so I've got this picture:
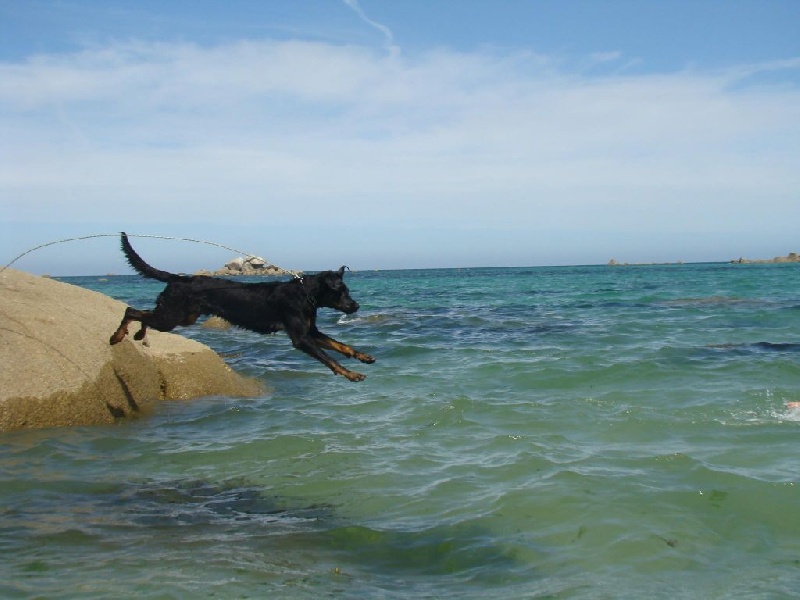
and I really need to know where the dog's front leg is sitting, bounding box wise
[290,334,367,382]
[311,330,375,364]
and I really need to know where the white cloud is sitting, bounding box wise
[1,39,799,270]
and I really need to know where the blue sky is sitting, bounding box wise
[2,1,799,275]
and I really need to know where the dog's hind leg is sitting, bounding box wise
[133,323,151,346]
[110,307,152,345]
[311,330,375,364]
[109,306,197,345]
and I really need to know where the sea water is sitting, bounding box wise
[2,263,800,598]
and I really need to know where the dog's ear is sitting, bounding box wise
[337,266,347,277]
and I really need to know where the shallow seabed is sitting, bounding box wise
[2,264,800,598]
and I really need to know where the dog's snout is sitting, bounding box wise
[338,295,359,314]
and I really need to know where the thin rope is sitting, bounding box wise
[1,233,302,278]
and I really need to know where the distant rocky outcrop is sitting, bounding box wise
[608,258,684,266]
[732,252,800,264]
[0,268,262,432]
[194,255,297,277]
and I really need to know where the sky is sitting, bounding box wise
[1,0,799,275]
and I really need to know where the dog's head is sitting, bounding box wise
[315,266,359,314]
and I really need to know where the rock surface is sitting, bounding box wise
[0,268,262,432]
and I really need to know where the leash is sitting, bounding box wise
[1,233,303,278]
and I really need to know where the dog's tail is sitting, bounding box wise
[120,232,178,282]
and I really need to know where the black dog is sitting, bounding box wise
[109,233,374,381]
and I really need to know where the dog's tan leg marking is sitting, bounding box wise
[314,335,376,364]
[109,319,132,345]
[337,366,367,382]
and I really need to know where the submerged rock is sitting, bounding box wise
[0,268,262,432]
[201,316,232,330]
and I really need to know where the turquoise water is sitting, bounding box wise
[2,264,800,598]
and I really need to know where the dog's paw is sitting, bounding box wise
[109,328,127,345]
[343,370,367,382]
[356,353,376,364]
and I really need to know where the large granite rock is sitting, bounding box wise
[0,268,262,432]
